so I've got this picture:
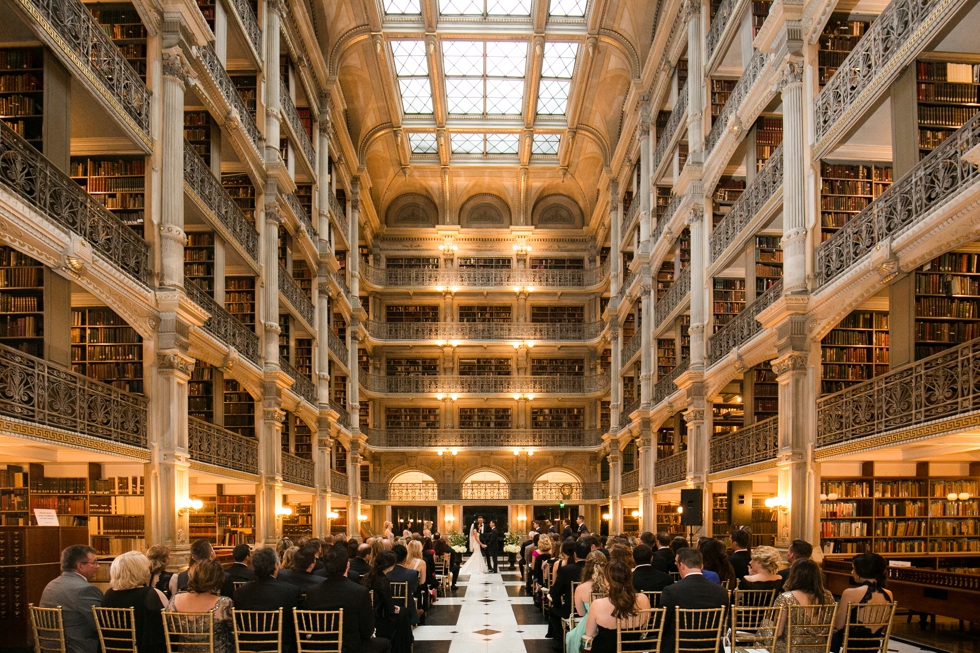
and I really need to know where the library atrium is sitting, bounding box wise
[0,0,979,649]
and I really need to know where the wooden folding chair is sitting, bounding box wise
[162,610,215,653]
[732,588,777,608]
[729,604,784,653]
[674,607,726,653]
[293,609,343,653]
[390,580,411,619]
[840,602,897,653]
[539,561,552,615]
[93,606,137,653]
[29,605,66,653]
[785,603,838,653]
[640,591,662,608]
[232,608,282,653]
[619,607,666,652]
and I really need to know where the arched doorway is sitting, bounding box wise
[389,471,437,534]
[533,470,583,531]
[462,470,510,533]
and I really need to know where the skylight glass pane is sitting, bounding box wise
[486,133,519,154]
[399,78,434,113]
[541,42,578,78]
[446,77,484,114]
[537,79,570,114]
[533,133,561,154]
[384,0,421,13]
[549,0,587,16]
[409,133,438,154]
[486,41,528,77]
[451,133,484,154]
[391,40,429,77]
[486,78,524,114]
[440,0,482,13]
[488,0,532,14]
[443,41,484,76]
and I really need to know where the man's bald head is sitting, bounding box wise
[356,543,372,559]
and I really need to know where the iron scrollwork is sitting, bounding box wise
[706,0,745,63]
[329,191,349,239]
[227,0,262,57]
[654,266,691,321]
[279,264,316,327]
[185,281,261,365]
[621,330,641,366]
[705,52,769,156]
[331,470,349,495]
[198,44,262,153]
[282,452,315,487]
[652,194,680,247]
[707,278,782,365]
[654,359,689,405]
[652,84,688,176]
[281,359,316,405]
[188,417,257,474]
[280,79,317,169]
[709,144,783,263]
[656,451,686,486]
[327,331,349,363]
[621,469,639,494]
[284,191,316,241]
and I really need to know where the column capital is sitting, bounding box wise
[685,207,703,226]
[161,48,192,87]
[780,58,805,92]
[157,351,195,380]
[684,0,700,20]
[265,203,282,226]
[771,352,808,376]
[683,408,705,424]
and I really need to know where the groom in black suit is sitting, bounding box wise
[485,519,500,573]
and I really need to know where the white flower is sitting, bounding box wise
[503,544,520,553]
[452,545,467,553]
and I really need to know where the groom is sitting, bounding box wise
[484,519,500,573]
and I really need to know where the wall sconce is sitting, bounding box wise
[438,236,458,254]
[275,506,293,517]
[512,448,534,456]
[444,514,455,523]
[450,394,459,402]
[764,497,789,513]
[178,498,204,515]
[327,511,340,519]
[512,285,534,294]
[631,510,640,518]
[513,237,531,256]
[513,341,535,350]
[358,514,369,521]
[450,449,459,456]
[676,506,684,514]
[513,393,535,402]
[517,515,527,522]
[436,448,459,456]
[947,492,972,501]
[602,513,612,520]
[435,394,445,401]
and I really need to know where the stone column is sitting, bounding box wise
[348,181,362,433]
[516,290,529,322]
[640,282,653,407]
[160,48,190,289]
[609,181,621,297]
[348,440,363,538]
[314,431,331,537]
[686,0,705,158]
[264,0,281,163]
[780,60,807,294]
[443,290,454,322]
[637,432,654,532]
[772,343,815,547]
[683,398,707,493]
[608,448,623,534]
[609,319,621,430]
[317,103,332,252]
[638,99,652,245]
[316,281,331,405]
[688,208,706,368]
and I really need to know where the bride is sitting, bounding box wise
[458,519,487,575]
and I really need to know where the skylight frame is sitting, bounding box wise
[391,40,435,115]
[449,132,521,156]
[439,0,531,15]
[548,0,588,17]
[535,41,578,116]
[443,39,529,117]
[409,132,439,154]
[383,0,422,15]
[532,132,561,155]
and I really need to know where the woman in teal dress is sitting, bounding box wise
[565,551,609,652]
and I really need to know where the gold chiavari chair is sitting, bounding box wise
[232,608,282,653]
[93,606,137,653]
[561,581,584,646]
[539,561,553,616]
[29,605,66,653]
[619,607,666,653]
[785,603,838,653]
[232,581,248,593]
[162,610,215,653]
[729,604,784,653]
[390,581,410,614]
[640,591,662,609]
[293,609,343,653]
[840,602,897,653]
[674,607,726,653]
[732,588,777,608]
[434,559,451,597]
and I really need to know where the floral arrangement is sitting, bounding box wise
[503,531,522,554]
[447,530,468,554]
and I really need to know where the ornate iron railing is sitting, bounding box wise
[282,452,315,487]
[328,331,349,362]
[816,112,980,288]
[280,79,316,168]
[823,559,980,592]
[185,281,261,365]
[0,343,147,447]
[366,321,604,342]
[653,194,681,246]
[359,374,610,395]
[330,470,349,496]
[621,197,640,240]
[621,468,640,494]
[19,0,150,138]
[329,398,350,430]
[706,0,746,64]
[281,359,316,405]
[0,121,150,283]
[364,427,605,448]
[706,51,769,155]
[621,330,641,366]
[622,268,637,295]
[329,191,349,239]
[533,482,599,501]
[709,144,783,263]
[198,44,261,152]
[226,0,262,56]
[655,266,691,320]
[362,259,610,289]
[652,84,688,174]
[710,416,778,473]
[188,417,257,474]
[814,0,964,149]
[363,483,439,501]
[362,482,605,502]
[656,451,686,486]
[654,359,689,405]
[622,395,640,418]
[817,335,980,448]
[333,271,350,297]
[707,278,783,365]
[184,142,259,262]
[284,192,315,241]
[279,264,315,326]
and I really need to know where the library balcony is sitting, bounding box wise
[621,268,637,298]
[655,450,687,488]
[282,452,315,488]
[225,0,262,65]
[651,194,681,254]
[707,278,782,367]
[328,398,350,431]
[705,0,743,72]
[188,417,259,477]
[281,359,316,406]
[327,330,349,366]
[363,320,605,343]
[654,265,691,331]
[653,358,689,406]
[363,427,605,449]
[622,395,640,420]
[332,271,351,299]
[709,415,778,476]
[329,190,349,245]
[621,468,639,494]
[0,342,148,454]
[652,83,687,183]
[620,197,640,247]
[361,481,607,503]
[358,373,611,396]
[360,259,610,291]
[330,469,349,496]
[282,191,317,260]
[280,79,316,175]
[279,263,315,330]
[186,281,262,367]
[621,329,641,367]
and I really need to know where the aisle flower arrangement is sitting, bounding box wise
[503,531,522,554]
[447,530,467,553]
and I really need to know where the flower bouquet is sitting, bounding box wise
[503,531,522,554]
[447,529,467,554]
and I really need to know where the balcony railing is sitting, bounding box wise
[816,112,980,288]
[655,266,690,320]
[706,52,769,156]
[817,335,980,449]
[186,281,261,366]
[184,142,259,262]
[621,468,640,494]
[365,321,604,342]
[813,0,965,151]
[18,0,150,139]
[621,330,641,366]
[282,452,315,487]
[281,359,316,405]
[226,0,262,57]
[329,191,349,238]
[621,198,640,240]
[709,416,778,473]
[188,417,257,474]
[198,44,261,153]
[362,259,610,289]
[359,373,610,395]
[706,0,745,64]
[364,427,605,448]
[654,359,689,405]
[328,331,349,363]
[362,481,606,502]
[284,192,315,241]
[707,278,782,366]
[709,144,783,264]
[622,395,640,418]
[330,470,349,496]
[656,451,686,486]
[329,398,350,430]
[0,343,147,448]
[333,271,350,297]
[653,194,681,246]
[0,122,150,284]
[652,84,688,175]
[622,268,636,294]
[279,264,315,326]
[280,80,316,169]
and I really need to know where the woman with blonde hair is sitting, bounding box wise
[739,545,785,591]
[531,535,553,587]
[280,545,299,570]
[573,550,609,617]
[404,539,428,585]
[145,544,172,599]
[102,551,167,653]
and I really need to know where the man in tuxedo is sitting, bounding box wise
[575,515,589,537]
[546,538,590,649]
[654,532,677,573]
[631,544,674,593]
[387,544,421,626]
[234,548,300,653]
[276,546,325,604]
[729,528,752,581]
[221,543,255,597]
[561,519,574,540]
[306,544,391,653]
[778,539,812,583]
[348,543,373,583]
[660,548,730,653]
[485,519,500,572]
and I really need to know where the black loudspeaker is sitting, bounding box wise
[680,488,703,526]
[727,480,753,527]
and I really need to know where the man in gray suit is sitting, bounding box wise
[40,545,103,653]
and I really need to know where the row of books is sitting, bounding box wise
[821,180,878,195]
[71,346,141,362]
[81,177,144,192]
[72,310,130,326]
[820,501,861,518]
[0,469,29,487]
[930,520,979,535]
[91,476,144,494]
[0,49,42,69]
[916,297,980,318]
[821,196,873,211]
[0,316,41,337]
[823,330,884,345]
[0,494,28,510]
[89,515,145,534]
[92,536,146,556]
[30,496,87,513]
[92,193,144,210]
[916,81,980,103]
[821,348,887,363]
[917,61,980,84]
[78,362,142,380]
[0,74,41,92]
[922,252,980,273]
[71,328,141,343]
[821,521,868,537]
[71,158,145,177]
[822,163,892,181]
[0,95,39,116]
[874,520,926,537]
[919,130,952,150]
[916,273,980,295]
[32,477,88,493]
[915,321,980,343]
[930,500,980,517]
[876,501,926,517]
[918,104,979,127]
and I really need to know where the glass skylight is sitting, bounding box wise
[536,42,577,115]
[384,0,422,14]
[440,0,532,14]
[532,133,561,155]
[391,41,434,114]
[549,0,587,17]
[450,133,520,155]
[486,133,520,153]
[451,133,485,154]
[443,40,528,115]
[409,133,438,154]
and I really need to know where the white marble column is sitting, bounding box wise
[686,0,705,158]
[608,448,623,534]
[348,443,363,538]
[638,100,652,245]
[609,181,620,297]
[637,432,654,532]
[781,60,807,294]
[772,346,815,547]
[160,49,189,289]
[688,208,706,368]
[610,321,622,430]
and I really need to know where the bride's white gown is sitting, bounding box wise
[458,526,487,575]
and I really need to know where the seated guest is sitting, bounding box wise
[387,544,421,626]
[739,545,785,592]
[146,545,173,600]
[276,538,293,559]
[276,546,325,603]
[653,532,676,573]
[551,539,576,590]
[348,543,373,583]
[608,544,633,570]
[361,550,413,653]
[281,545,298,570]
[102,551,167,653]
[169,538,214,596]
[778,539,813,583]
[631,544,673,593]
[660,548,731,653]
[581,561,651,653]
[831,553,892,653]
[729,528,752,580]
[221,543,255,597]
[166,560,234,653]
[40,545,103,653]
[532,536,553,587]
[546,538,589,647]
[233,547,300,653]
[573,550,608,617]
[763,559,835,653]
[306,545,391,653]
[699,538,736,588]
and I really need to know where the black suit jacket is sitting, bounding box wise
[777,567,790,583]
[729,550,751,581]
[386,565,420,625]
[549,560,584,618]
[655,547,677,574]
[276,568,326,604]
[660,574,730,653]
[347,557,372,584]
[632,565,674,593]
[233,577,300,652]
[486,527,500,553]
[305,577,377,653]
[221,562,256,598]
[562,526,573,540]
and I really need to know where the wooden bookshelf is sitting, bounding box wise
[820,310,889,395]
[623,376,635,406]
[184,110,211,159]
[529,257,583,270]
[712,178,745,227]
[296,184,313,218]
[188,495,217,542]
[754,115,783,172]
[598,348,612,374]
[71,308,143,394]
[222,173,256,223]
[225,276,256,328]
[530,407,584,429]
[386,358,439,375]
[710,78,737,127]
[680,315,691,360]
[458,257,512,269]
[0,464,31,526]
[223,379,255,438]
[188,362,214,423]
[217,494,255,546]
[283,414,312,459]
[677,58,688,87]
[820,162,893,241]
[385,257,439,269]
[185,232,215,295]
[459,358,512,376]
[530,358,585,376]
[656,425,675,458]
[88,475,145,556]
[293,260,312,300]
[196,0,215,31]
[622,313,635,341]
[657,501,682,535]
[599,400,610,430]
[678,229,691,269]
[296,337,313,377]
[751,0,772,37]
[530,305,585,323]
[0,47,44,151]
[229,74,257,122]
[333,313,347,341]
[755,235,783,294]
[458,407,512,429]
[655,187,671,221]
[385,406,440,429]
[656,262,674,303]
[657,338,676,378]
[278,314,291,362]
[818,15,871,89]
[277,224,289,266]
[85,4,147,80]
[0,246,44,357]
[915,251,980,359]
[358,347,370,371]
[386,305,439,323]
[712,394,744,437]
[458,305,512,323]
[752,362,778,422]
[712,494,777,546]
[332,374,347,408]
[712,278,746,333]
[71,156,146,236]
[916,59,980,158]
[282,503,312,539]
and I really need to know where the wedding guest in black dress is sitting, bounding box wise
[583,561,651,653]
[361,550,413,653]
[101,551,167,653]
